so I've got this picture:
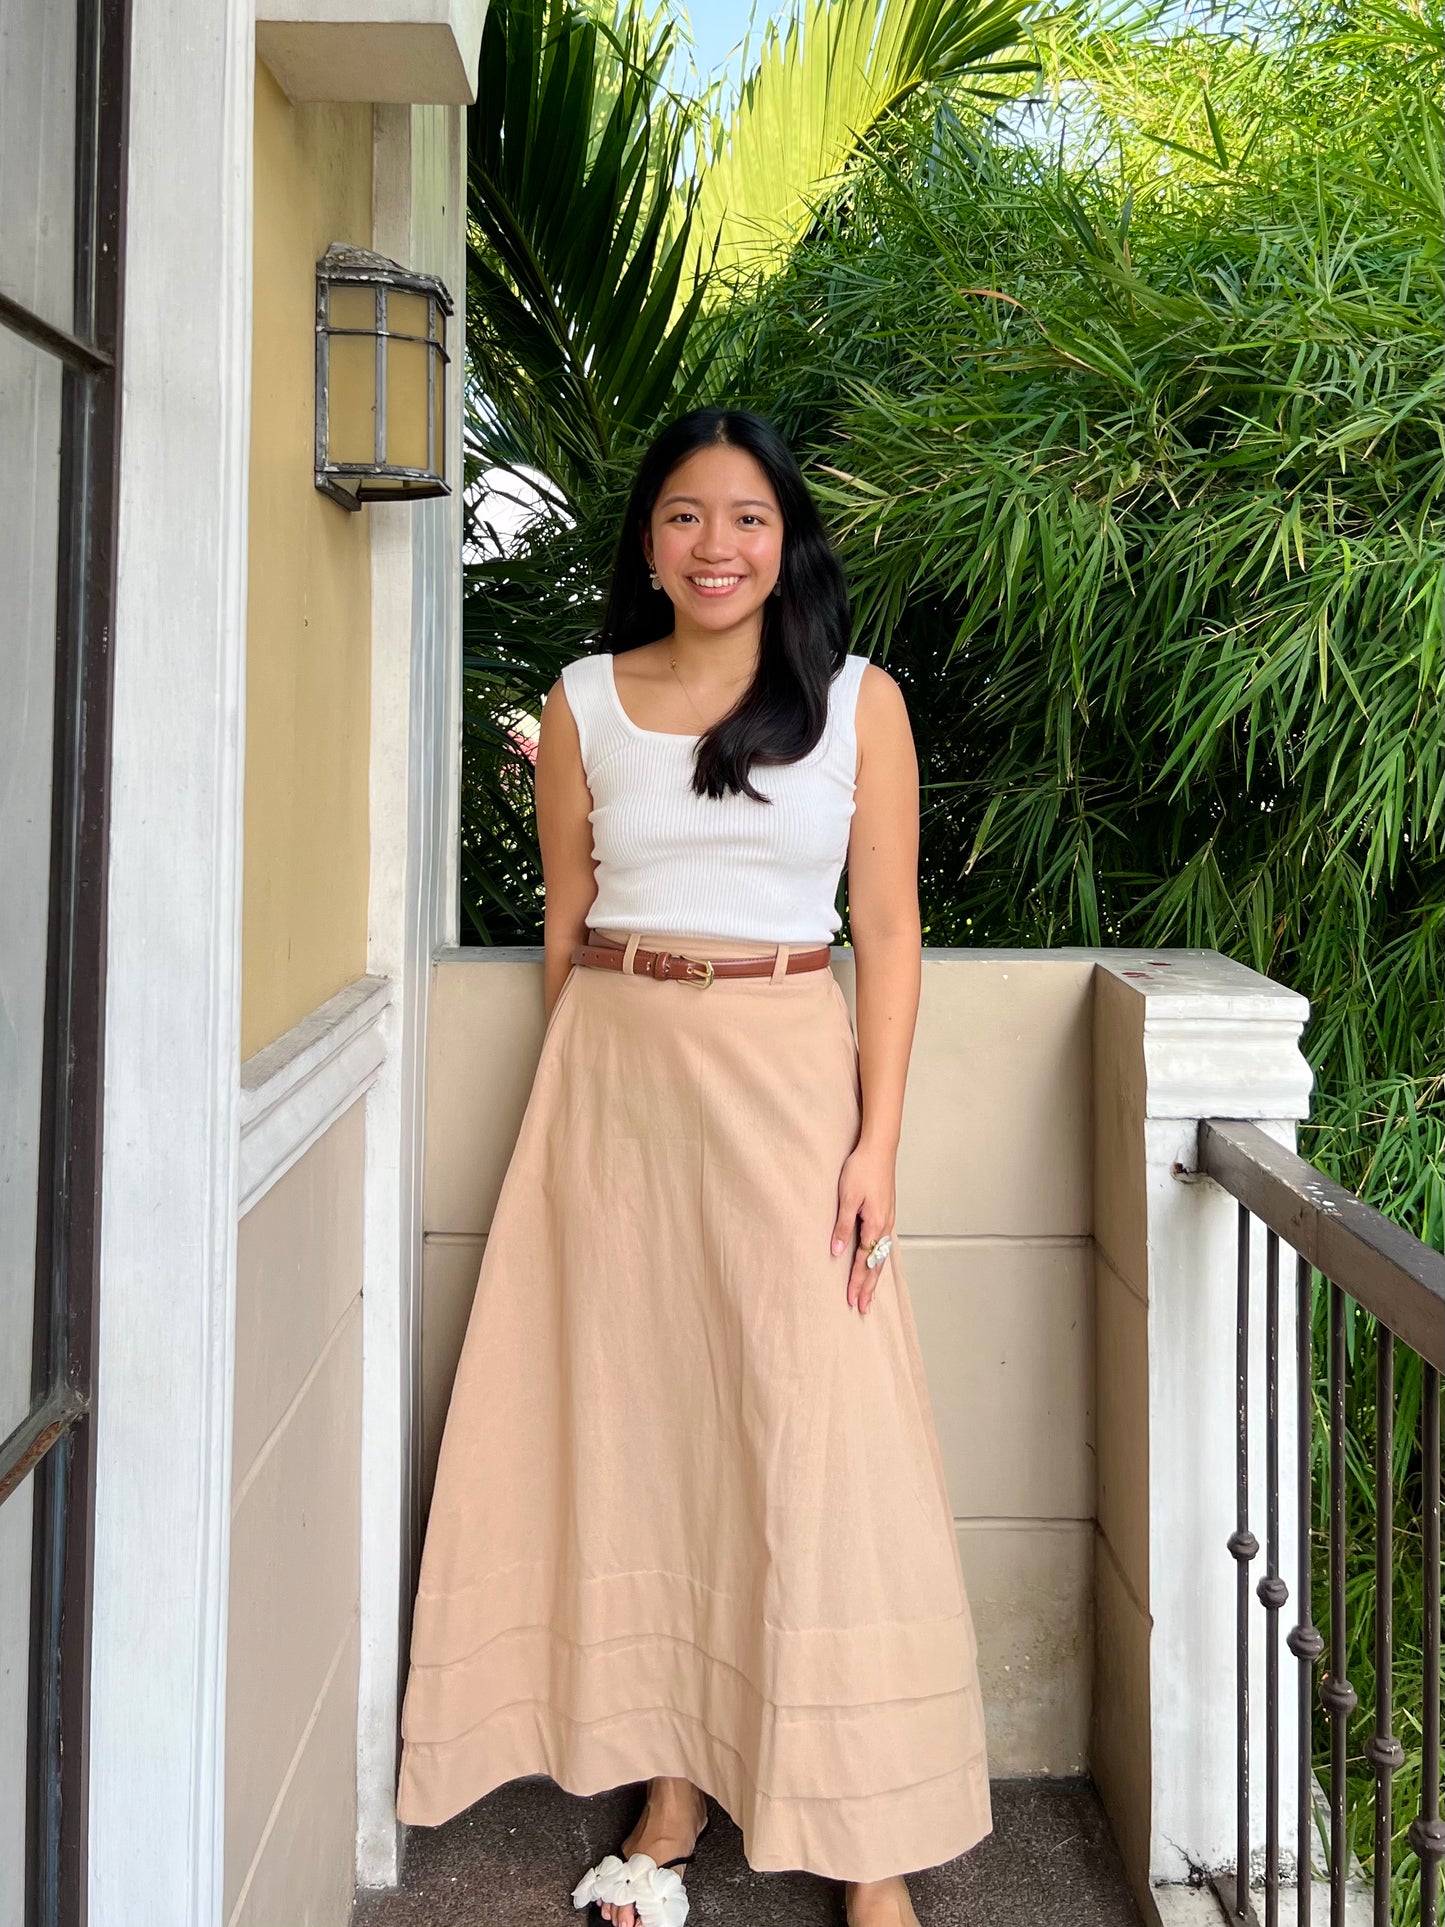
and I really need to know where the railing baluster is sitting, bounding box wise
[1408,1363,1442,1927]
[1198,1121,1445,1927]
[1230,1203,1261,1920]
[1287,1252,1324,1927]
[1322,1278,1358,1927]
[1364,1327,1403,1923]
[1258,1229,1288,1926]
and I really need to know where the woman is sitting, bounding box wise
[395,408,992,1927]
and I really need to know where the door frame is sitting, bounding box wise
[87,0,253,1920]
[0,0,128,1917]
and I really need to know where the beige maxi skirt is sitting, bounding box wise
[395,927,993,1883]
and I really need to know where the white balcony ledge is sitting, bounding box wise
[255,0,488,104]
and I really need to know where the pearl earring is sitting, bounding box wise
[649,569,662,592]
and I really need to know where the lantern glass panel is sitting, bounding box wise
[432,341,445,474]
[385,334,430,471]
[387,289,430,341]
[327,332,377,465]
[327,282,377,333]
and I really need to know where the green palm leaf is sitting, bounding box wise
[684,0,1037,291]
[464,0,714,509]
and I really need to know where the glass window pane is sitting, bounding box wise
[0,326,62,1441]
[0,1468,36,1926]
[0,0,77,335]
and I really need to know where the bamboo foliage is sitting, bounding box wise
[720,18,1441,1909]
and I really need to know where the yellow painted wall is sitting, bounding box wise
[242,59,373,1059]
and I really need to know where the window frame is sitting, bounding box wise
[0,0,129,1919]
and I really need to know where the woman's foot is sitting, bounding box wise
[844,1874,922,1927]
[598,1777,708,1926]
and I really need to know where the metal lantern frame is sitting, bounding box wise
[314,241,453,510]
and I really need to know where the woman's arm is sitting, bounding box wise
[533,677,599,1019]
[829,660,923,1316]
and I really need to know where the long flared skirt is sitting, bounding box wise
[395,928,993,1883]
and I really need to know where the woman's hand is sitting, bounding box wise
[830,1139,897,1316]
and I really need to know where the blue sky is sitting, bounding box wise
[673,0,754,85]
[674,0,1221,89]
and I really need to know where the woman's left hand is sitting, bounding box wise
[830,1140,897,1317]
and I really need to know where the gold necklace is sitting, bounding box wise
[668,652,753,733]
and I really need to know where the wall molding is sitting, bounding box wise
[239,974,392,1216]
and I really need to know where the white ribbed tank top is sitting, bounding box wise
[560,649,868,944]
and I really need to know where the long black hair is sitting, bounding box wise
[597,407,852,802]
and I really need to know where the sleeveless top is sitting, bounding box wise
[559,650,868,944]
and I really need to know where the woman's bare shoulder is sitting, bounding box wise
[854,657,912,730]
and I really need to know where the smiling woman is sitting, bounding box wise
[396,408,992,1927]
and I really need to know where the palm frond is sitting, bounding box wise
[683,0,1037,292]
[464,0,715,509]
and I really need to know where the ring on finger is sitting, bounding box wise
[863,1232,893,1270]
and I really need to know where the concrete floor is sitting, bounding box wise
[352,1776,1145,1926]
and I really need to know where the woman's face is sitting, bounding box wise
[644,442,784,633]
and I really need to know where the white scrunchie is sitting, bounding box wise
[571,1850,690,1926]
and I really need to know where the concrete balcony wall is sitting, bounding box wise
[420,943,1316,1927]
[227,1100,365,1927]
[421,947,1100,1778]
[854,950,1099,1778]
[1091,964,1153,1895]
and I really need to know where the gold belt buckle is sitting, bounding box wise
[679,957,715,987]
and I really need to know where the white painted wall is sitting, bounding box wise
[1103,954,1315,1896]
[85,0,466,1914]
[355,98,466,1889]
[255,0,488,103]
[89,0,254,1919]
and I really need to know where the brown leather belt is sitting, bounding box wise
[571,931,832,986]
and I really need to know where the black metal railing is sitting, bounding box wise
[1196,1119,1445,1927]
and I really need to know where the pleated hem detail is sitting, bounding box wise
[397,1698,993,1882]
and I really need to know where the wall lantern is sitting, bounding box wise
[315,242,453,510]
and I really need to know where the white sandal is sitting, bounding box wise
[571,1810,710,1926]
